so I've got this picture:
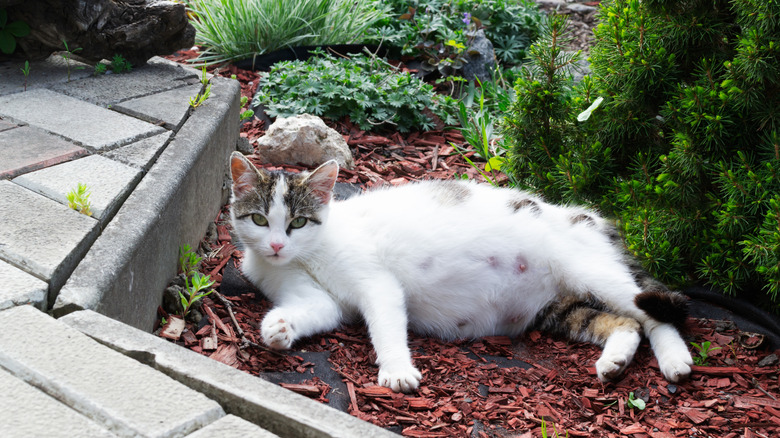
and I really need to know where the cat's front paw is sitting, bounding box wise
[261,316,296,350]
[378,364,422,393]
[595,353,631,382]
[658,356,693,383]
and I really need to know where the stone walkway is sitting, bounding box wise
[0,55,392,437]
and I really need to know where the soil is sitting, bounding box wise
[160,4,780,437]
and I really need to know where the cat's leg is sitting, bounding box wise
[260,283,342,350]
[357,274,422,393]
[535,296,642,381]
[640,319,692,382]
[559,269,693,382]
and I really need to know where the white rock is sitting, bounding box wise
[255,114,354,169]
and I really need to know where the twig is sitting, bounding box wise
[753,377,778,400]
[211,290,284,356]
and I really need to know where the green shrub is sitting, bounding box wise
[505,1,780,308]
[373,0,543,69]
[184,0,389,65]
[254,48,457,132]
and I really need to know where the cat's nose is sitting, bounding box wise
[270,242,285,253]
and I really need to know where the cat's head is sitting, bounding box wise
[229,152,338,265]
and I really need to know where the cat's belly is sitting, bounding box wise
[401,258,559,340]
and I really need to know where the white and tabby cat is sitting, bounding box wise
[229,152,693,392]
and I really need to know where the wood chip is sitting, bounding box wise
[280,383,321,397]
[159,316,186,340]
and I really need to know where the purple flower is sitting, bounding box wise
[462,12,471,25]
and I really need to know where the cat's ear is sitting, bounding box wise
[306,160,339,205]
[230,152,261,197]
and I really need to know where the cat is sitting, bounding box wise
[228,151,693,392]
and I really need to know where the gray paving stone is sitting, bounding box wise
[0,180,98,296]
[60,309,398,438]
[0,260,48,311]
[113,84,201,130]
[0,125,89,179]
[0,89,165,151]
[50,56,200,107]
[185,415,279,438]
[0,367,117,438]
[0,305,225,438]
[13,155,141,221]
[102,131,173,170]
[0,54,92,97]
[0,117,17,132]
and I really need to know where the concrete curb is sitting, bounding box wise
[53,76,239,330]
[61,309,397,438]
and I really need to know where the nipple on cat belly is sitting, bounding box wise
[515,255,529,273]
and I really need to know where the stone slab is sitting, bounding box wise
[50,56,201,107]
[0,259,48,311]
[0,117,17,132]
[0,125,89,180]
[101,131,173,171]
[0,55,93,97]
[0,305,225,438]
[60,310,398,438]
[185,415,279,438]
[0,89,165,151]
[54,77,241,331]
[13,154,141,221]
[0,367,117,438]
[0,180,98,297]
[114,84,201,130]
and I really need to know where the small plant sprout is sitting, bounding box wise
[179,244,201,277]
[626,392,646,411]
[66,183,93,216]
[199,63,210,86]
[189,64,212,108]
[189,85,211,108]
[691,341,721,366]
[61,40,84,82]
[239,95,254,121]
[94,62,108,75]
[177,245,214,317]
[540,418,568,438]
[20,60,29,91]
[110,54,132,73]
[179,271,214,317]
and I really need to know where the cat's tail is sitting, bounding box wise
[635,290,689,328]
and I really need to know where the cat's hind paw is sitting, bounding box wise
[261,316,295,350]
[378,364,423,393]
[659,356,693,383]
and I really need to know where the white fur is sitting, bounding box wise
[232,174,692,392]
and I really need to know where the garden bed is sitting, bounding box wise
[159,6,780,432]
[157,55,778,437]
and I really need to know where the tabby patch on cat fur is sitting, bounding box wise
[229,152,693,392]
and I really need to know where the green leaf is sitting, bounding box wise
[6,20,30,38]
[485,156,505,172]
[0,30,15,54]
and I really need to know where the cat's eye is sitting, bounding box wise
[290,217,308,229]
[251,214,268,226]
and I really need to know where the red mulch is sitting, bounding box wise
[159,50,780,438]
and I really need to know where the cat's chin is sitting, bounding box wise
[264,254,292,266]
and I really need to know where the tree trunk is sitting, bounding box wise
[4,0,195,66]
